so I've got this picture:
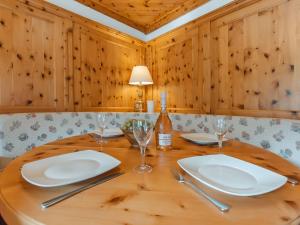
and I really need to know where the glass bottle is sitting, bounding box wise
[155,92,173,150]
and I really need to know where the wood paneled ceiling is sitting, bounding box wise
[75,0,209,33]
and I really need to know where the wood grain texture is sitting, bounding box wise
[19,0,146,44]
[1,0,300,119]
[146,0,300,119]
[146,22,211,113]
[75,0,209,33]
[1,133,300,225]
[0,0,146,113]
[210,0,300,119]
[0,1,68,112]
[73,24,146,112]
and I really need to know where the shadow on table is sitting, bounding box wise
[0,216,6,225]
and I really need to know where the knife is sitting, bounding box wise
[41,172,124,209]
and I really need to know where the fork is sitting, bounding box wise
[286,177,298,185]
[171,169,230,212]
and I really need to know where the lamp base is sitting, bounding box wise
[134,100,143,112]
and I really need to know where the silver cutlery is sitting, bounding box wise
[41,172,124,209]
[287,177,299,185]
[171,169,230,212]
[287,215,300,225]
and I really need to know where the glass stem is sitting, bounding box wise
[140,145,146,167]
[98,127,104,145]
[218,135,222,148]
[100,128,103,143]
[100,134,103,149]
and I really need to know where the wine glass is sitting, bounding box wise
[96,113,107,144]
[132,119,154,173]
[212,116,228,149]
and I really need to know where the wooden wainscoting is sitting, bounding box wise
[73,24,145,112]
[147,0,300,119]
[146,22,211,114]
[0,0,146,113]
[210,0,300,119]
[0,0,300,119]
[0,0,73,113]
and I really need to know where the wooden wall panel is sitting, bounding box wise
[211,0,300,119]
[73,24,145,112]
[146,0,300,118]
[1,0,300,119]
[146,22,211,113]
[0,2,71,113]
[0,0,146,113]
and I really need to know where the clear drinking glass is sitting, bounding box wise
[132,119,154,173]
[212,116,228,148]
[96,113,107,144]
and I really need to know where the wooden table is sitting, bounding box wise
[1,133,300,225]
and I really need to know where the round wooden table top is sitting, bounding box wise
[1,133,300,225]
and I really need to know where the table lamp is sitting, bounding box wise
[129,66,153,112]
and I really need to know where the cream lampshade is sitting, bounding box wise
[129,66,153,85]
[129,66,153,112]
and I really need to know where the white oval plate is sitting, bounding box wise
[21,150,121,187]
[178,154,287,196]
[180,133,228,145]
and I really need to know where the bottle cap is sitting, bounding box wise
[160,91,167,109]
[160,91,167,99]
